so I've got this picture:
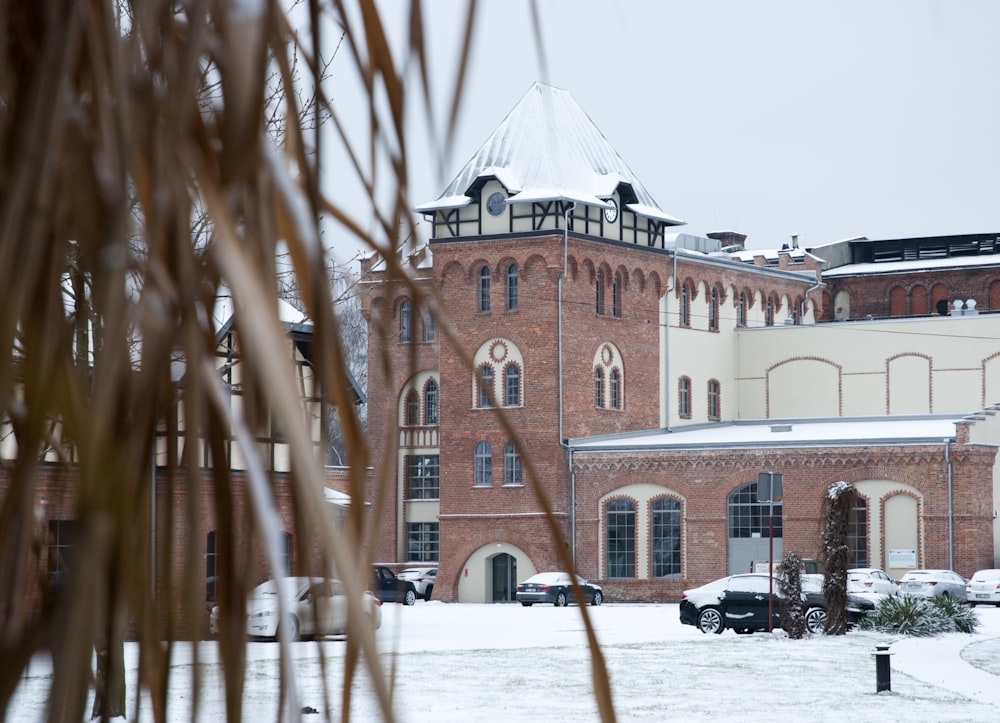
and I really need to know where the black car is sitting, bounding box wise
[373,565,418,605]
[679,573,875,634]
[515,572,604,607]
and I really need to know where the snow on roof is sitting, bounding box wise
[415,82,684,226]
[822,253,1000,278]
[569,416,965,452]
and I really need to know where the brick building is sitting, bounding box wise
[361,82,1000,603]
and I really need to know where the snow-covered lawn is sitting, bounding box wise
[11,602,1000,721]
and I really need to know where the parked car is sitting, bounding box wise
[847,568,900,601]
[966,569,1000,606]
[209,577,382,641]
[397,567,437,600]
[373,565,418,605]
[679,573,875,635]
[515,572,603,607]
[898,569,968,599]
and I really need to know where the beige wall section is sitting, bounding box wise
[456,542,534,603]
[887,355,932,415]
[735,315,1000,419]
[768,359,840,418]
[883,492,920,578]
[983,355,1000,407]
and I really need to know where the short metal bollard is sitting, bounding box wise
[873,645,893,692]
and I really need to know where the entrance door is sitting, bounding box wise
[491,553,517,602]
[727,482,782,575]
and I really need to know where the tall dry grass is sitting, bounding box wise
[0,1,614,721]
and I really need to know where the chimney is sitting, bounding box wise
[707,230,748,251]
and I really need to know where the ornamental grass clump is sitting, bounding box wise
[859,595,979,636]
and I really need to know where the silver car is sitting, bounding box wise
[898,569,967,599]
[966,569,1000,606]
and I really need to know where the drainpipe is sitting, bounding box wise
[663,247,677,430]
[801,273,822,322]
[945,438,954,570]
[558,202,576,562]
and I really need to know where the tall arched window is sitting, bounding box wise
[765,298,775,326]
[610,369,621,409]
[651,498,681,578]
[606,499,635,578]
[404,389,420,426]
[707,379,721,420]
[678,377,691,418]
[612,273,622,318]
[478,266,491,313]
[474,441,492,486]
[206,531,218,603]
[680,284,691,327]
[399,300,411,342]
[422,311,436,341]
[594,368,604,408]
[709,287,719,331]
[504,364,520,406]
[595,272,605,315]
[479,366,493,408]
[424,380,438,425]
[737,292,747,327]
[847,497,869,567]
[503,442,522,485]
[506,264,518,311]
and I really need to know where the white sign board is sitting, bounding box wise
[888,548,917,568]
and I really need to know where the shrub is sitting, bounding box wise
[859,595,979,636]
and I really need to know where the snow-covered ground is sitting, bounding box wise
[10,602,1000,721]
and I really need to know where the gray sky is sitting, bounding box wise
[326,1,1000,257]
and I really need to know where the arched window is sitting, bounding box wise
[504,364,520,406]
[399,299,411,342]
[206,531,218,603]
[765,298,775,326]
[847,497,868,567]
[680,284,691,327]
[594,368,604,408]
[479,366,493,408]
[651,498,681,578]
[478,266,491,313]
[678,377,691,418]
[404,389,420,426]
[728,482,781,540]
[707,379,721,421]
[610,369,621,409]
[737,292,747,327]
[506,264,518,311]
[709,287,719,331]
[422,311,436,341]
[424,380,438,425]
[612,273,622,318]
[474,441,492,487]
[595,271,605,315]
[503,442,522,485]
[606,499,635,578]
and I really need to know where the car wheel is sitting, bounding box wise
[403,589,417,606]
[424,585,433,601]
[805,607,826,634]
[554,591,568,607]
[697,607,724,634]
[591,590,603,606]
[284,615,300,642]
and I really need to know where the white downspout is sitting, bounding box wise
[662,248,677,430]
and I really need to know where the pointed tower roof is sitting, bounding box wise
[415,82,683,225]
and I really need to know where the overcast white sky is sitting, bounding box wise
[324,1,1000,259]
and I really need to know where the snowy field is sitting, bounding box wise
[10,601,1000,722]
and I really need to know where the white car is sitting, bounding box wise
[210,577,382,640]
[397,567,437,600]
[898,569,968,599]
[966,569,1000,606]
[847,568,899,601]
